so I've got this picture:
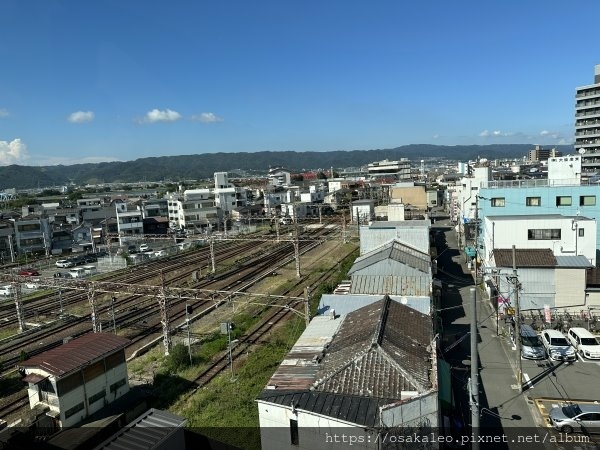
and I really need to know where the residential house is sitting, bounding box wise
[257,297,438,450]
[19,333,130,428]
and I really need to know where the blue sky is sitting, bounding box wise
[0,0,598,166]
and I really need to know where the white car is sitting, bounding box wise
[55,259,74,268]
[540,329,576,362]
[567,327,600,359]
[0,285,15,297]
[139,243,150,252]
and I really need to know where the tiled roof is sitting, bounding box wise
[315,297,432,396]
[492,248,556,267]
[260,297,434,426]
[20,333,130,378]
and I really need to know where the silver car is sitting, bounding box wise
[540,329,576,362]
[549,403,600,434]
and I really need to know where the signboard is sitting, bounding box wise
[544,304,551,323]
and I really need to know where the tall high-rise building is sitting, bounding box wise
[575,64,600,180]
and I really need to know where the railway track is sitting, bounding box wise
[0,222,346,420]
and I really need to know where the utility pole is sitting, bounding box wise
[111,296,117,334]
[512,245,523,392]
[469,287,480,450]
[87,283,99,332]
[158,271,171,355]
[304,287,311,326]
[14,278,26,332]
[185,303,193,366]
[209,237,216,273]
[474,195,479,285]
[293,203,301,279]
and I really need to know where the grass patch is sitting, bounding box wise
[170,317,305,450]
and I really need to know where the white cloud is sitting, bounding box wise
[0,138,29,165]
[539,129,563,139]
[0,109,9,118]
[68,110,95,123]
[192,112,223,123]
[479,129,514,138]
[140,108,182,123]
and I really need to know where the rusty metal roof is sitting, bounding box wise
[20,333,130,378]
[492,248,556,267]
[261,297,434,424]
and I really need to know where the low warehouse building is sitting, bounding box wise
[19,333,131,428]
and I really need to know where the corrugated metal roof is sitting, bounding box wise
[349,239,430,275]
[555,255,594,268]
[350,274,431,296]
[20,333,130,378]
[261,297,434,426]
[94,408,186,450]
[319,294,430,316]
[493,248,556,267]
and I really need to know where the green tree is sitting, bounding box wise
[68,191,83,202]
[165,343,190,372]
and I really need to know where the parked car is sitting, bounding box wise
[0,285,15,297]
[139,243,150,252]
[517,324,546,359]
[549,403,600,434]
[55,259,74,268]
[70,256,87,266]
[567,327,600,359]
[68,267,86,278]
[25,280,40,290]
[83,254,97,263]
[540,329,576,362]
[18,268,40,277]
[154,249,168,257]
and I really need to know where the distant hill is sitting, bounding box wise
[0,144,573,190]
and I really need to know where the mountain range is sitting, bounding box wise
[0,144,573,190]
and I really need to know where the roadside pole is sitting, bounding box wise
[469,287,480,450]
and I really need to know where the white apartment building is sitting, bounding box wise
[213,172,247,215]
[367,159,411,181]
[115,203,143,245]
[575,64,600,180]
[482,214,596,268]
[167,188,219,232]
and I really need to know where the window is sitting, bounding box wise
[528,229,561,240]
[526,197,541,207]
[290,419,299,445]
[89,389,106,405]
[64,402,84,419]
[580,195,596,206]
[579,228,585,237]
[491,198,505,207]
[109,378,126,393]
[556,196,572,206]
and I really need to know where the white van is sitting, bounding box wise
[83,265,97,276]
[0,285,15,297]
[567,327,600,359]
[68,267,86,278]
